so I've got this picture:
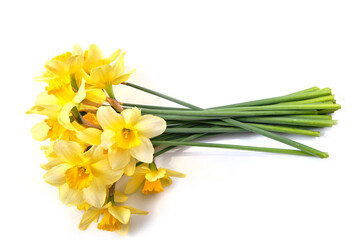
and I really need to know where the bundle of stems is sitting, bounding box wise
[106,84,340,160]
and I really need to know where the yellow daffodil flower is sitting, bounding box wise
[94,106,166,169]
[124,164,186,194]
[83,49,136,91]
[43,140,123,208]
[82,44,121,75]
[78,191,148,236]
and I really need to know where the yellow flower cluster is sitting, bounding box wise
[27,45,185,236]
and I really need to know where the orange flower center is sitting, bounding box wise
[45,118,66,141]
[142,179,164,194]
[83,113,99,125]
[65,165,93,190]
[116,128,141,149]
[97,211,121,232]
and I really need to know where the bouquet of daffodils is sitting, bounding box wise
[27,44,340,235]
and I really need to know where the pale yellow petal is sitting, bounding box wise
[122,206,149,215]
[73,79,86,103]
[82,178,106,208]
[165,168,186,178]
[112,68,136,85]
[160,176,173,187]
[76,128,102,146]
[114,191,128,203]
[124,157,136,176]
[43,163,71,187]
[135,115,167,138]
[116,222,130,236]
[83,145,105,164]
[108,49,121,63]
[78,208,101,231]
[73,44,83,56]
[87,44,104,63]
[108,206,131,224]
[53,140,83,164]
[129,137,154,163]
[84,89,106,104]
[97,106,124,130]
[124,174,145,194]
[59,184,84,206]
[112,51,125,77]
[41,158,63,171]
[58,102,75,128]
[65,55,84,74]
[91,159,123,185]
[121,107,141,127]
[100,130,116,149]
[108,147,131,169]
[89,65,113,88]
[44,60,65,76]
[31,120,50,141]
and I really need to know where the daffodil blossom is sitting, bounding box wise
[43,140,123,208]
[94,106,166,169]
[83,49,136,90]
[124,164,186,194]
[78,191,148,236]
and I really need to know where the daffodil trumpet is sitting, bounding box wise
[28,44,340,236]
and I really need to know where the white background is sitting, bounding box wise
[1,0,360,239]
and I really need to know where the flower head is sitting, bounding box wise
[78,191,148,236]
[43,140,123,208]
[96,106,166,169]
[124,164,186,194]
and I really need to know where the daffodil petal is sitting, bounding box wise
[73,79,86,103]
[160,176,173,187]
[122,206,149,215]
[31,120,50,141]
[83,145,105,164]
[112,68,136,85]
[135,115,167,138]
[84,89,106,104]
[108,206,131,224]
[87,44,104,63]
[43,163,70,187]
[130,137,154,163]
[108,147,131,169]
[89,65,113,88]
[73,44,83,56]
[91,159,123,185]
[116,222,130,236]
[124,174,145,194]
[45,60,64,76]
[121,107,141,127]
[77,128,102,146]
[58,102,75,129]
[82,178,106,208]
[165,168,186,178]
[78,208,100,231]
[112,51,125,77]
[97,106,124,130]
[114,191,128,203]
[53,140,83,164]
[108,49,121,63]
[124,157,136,176]
[59,184,84,206]
[101,130,116,149]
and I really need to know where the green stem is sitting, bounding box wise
[125,83,329,158]
[105,85,116,99]
[71,107,82,124]
[152,140,312,157]
[234,117,337,127]
[209,88,332,109]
